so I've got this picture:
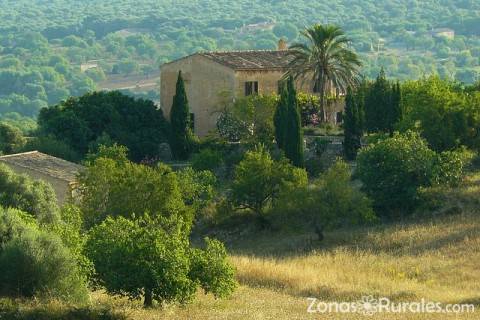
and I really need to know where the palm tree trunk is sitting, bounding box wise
[319,75,327,123]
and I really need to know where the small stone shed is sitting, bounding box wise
[0,151,84,205]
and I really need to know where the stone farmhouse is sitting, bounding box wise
[160,41,344,137]
[0,151,83,205]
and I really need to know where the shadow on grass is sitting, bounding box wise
[220,213,479,259]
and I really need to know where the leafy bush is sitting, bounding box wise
[356,131,466,217]
[189,238,237,298]
[0,164,60,224]
[0,207,88,303]
[79,153,190,228]
[191,148,223,172]
[399,77,480,152]
[177,167,217,213]
[48,204,93,279]
[86,215,236,307]
[231,145,308,217]
[271,160,375,230]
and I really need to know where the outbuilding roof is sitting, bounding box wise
[0,151,83,183]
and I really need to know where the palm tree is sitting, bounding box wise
[286,24,362,122]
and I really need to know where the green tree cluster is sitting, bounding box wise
[38,91,170,162]
[81,146,236,307]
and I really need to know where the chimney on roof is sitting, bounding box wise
[278,39,287,51]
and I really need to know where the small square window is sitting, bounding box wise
[245,81,259,96]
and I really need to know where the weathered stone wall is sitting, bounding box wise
[160,55,236,137]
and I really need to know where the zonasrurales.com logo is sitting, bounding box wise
[356,295,379,316]
[307,296,475,316]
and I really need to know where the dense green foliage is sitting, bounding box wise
[38,91,169,162]
[0,207,88,303]
[399,76,480,152]
[272,159,375,230]
[1,0,479,125]
[231,146,308,217]
[0,164,59,224]
[364,69,403,133]
[356,131,466,217]
[78,146,189,228]
[188,238,237,299]
[190,148,224,172]
[86,215,195,307]
[170,71,193,160]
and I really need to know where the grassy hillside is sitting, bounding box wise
[2,174,479,319]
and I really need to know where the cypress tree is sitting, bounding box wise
[284,77,304,167]
[274,82,288,149]
[356,80,367,134]
[344,87,361,160]
[389,81,403,134]
[365,68,391,133]
[170,71,192,160]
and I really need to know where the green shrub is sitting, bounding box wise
[0,164,60,224]
[48,204,93,280]
[356,131,466,217]
[191,148,223,172]
[271,160,375,230]
[79,155,190,228]
[231,145,308,217]
[0,207,88,303]
[304,157,324,178]
[189,238,237,298]
[177,167,217,213]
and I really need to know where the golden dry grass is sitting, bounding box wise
[70,210,479,320]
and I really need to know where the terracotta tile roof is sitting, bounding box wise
[199,50,293,70]
[0,151,83,183]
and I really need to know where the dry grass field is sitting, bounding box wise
[2,175,480,320]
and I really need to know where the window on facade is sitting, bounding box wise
[245,81,259,96]
[189,113,195,131]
